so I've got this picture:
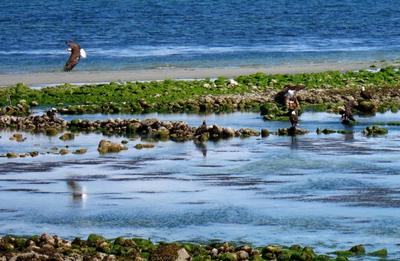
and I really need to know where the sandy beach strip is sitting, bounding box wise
[0,61,384,87]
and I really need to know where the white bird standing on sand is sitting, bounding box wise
[64,40,87,72]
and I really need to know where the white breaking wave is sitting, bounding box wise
[0,42,398,57]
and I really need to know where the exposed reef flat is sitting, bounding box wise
[1,67,400,117]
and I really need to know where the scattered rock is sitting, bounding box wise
[59,149,69,155]
[135,143,155,149]
[73,148,87,154]
[6,152,18,158]
[98,140,127,153]
[59,132,75,141]
[277,127,309,136]
[261,128,270,137]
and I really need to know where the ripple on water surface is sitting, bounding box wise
[1,112,400,257]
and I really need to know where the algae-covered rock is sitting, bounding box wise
[316,128,336,135]
[260,103,287,120]
[98,140,128,153]
[150,244,181,261]
[362,125,388,136]
[261,129,270,137]
[87,234,106,247]
[45,128,58,136]
[368,248,388,257]
[219,253,237,261]
[261,245,282,259]
[9,133,25,142]
[349,245,365,255]
[6,152,18,158]
[59,132,75,141]
[356,100,377,114]
[135,143,155,149]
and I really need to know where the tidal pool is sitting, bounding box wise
[1,111,400,259]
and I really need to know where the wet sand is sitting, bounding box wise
[0,61,386,87]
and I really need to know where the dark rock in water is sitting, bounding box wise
[277,127,309,136]
[59,132,75,141]
[363,125,388,136]
[73,148,87,154]
[222,127,235,138]
[341,119,356,126]
[6,152,18,158]
[237,128,260,137]
[356,100,377,114]
[29,151,39,157]
[59,148,69,155]
[261,129,270,137]
[45,128,58,136]
[349,244,366,255]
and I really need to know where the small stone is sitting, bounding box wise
[59,149,69,155]
[73,148,88,154]
[6,152,18,158]
[29,151,39,157]
[236,250,249,260]
[59,132,75,141]
[135,143,155,149]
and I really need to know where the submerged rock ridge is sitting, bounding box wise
[0,234,389,261]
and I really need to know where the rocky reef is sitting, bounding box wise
[0,234,389,261]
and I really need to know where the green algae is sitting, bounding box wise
[2,67,400,115]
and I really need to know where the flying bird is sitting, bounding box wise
[64,40,86,72]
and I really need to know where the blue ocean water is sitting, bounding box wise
[1,0,400,72]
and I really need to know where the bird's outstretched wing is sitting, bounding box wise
[64,41,81,72]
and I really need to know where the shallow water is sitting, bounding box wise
[1,112,400,259]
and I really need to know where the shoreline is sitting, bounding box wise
[0,61,390,87]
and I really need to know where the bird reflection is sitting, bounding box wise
[290,136,299,150]
[194,141,208,157]
[344,132,354,141]
[67,179,87,201]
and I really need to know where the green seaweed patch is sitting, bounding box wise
[316,128,336,135]
[368,248,388,257]
[363,125,388,136]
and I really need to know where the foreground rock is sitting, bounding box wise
[97,140,128,154]
[0,234,390,261]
